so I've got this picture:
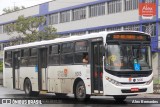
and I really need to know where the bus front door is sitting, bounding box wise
[13,51,20,89]
[91,41,103,94]
[38,48,48,91]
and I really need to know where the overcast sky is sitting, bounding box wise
[0,0,52,15]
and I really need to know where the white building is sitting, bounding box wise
[0,0,160,78]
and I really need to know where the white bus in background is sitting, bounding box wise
[3,31,153,101]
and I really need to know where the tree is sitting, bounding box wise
[5,15,58,43]
[3,6,25,14]
[38,26,59,40]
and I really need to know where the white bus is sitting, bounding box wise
[3,31,153,101]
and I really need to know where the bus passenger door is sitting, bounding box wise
[91,41,103,94]
[13,51,20,89]
[38,48,48,90]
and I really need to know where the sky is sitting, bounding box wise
[0,0,52,15]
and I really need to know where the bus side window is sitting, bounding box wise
[48,45,60,65]
[28,48,38,66]
[74,41,88,64]
[4,51,12,68]
[20,49,29,66]
[61,42,74,64]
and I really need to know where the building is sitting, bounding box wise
[0,0,159,78]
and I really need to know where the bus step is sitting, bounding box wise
[40,90,48,94]
[91,93,103,96]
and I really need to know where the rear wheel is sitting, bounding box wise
[114,96,126,102]
[74,81,90,101]
[24,79,39,96]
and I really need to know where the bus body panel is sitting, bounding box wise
[3,68,13,89]
[47,65,91,94]
[19,67,39,91]
[103,72,153,95]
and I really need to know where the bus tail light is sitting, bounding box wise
[106,77,122,86]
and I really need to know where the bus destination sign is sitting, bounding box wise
[113,35,145,40]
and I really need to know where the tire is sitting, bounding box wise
[24,79,39,96]
[74,81,90,101]
[114,96,126,102]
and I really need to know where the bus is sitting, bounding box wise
[3,31,153,101]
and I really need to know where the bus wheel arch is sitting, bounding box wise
[73,78,90,101]
[23,77,39,96]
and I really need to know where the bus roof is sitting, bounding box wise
[4,31,149,51]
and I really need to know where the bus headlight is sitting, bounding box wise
[106,77,122,86]
[145,77,153,85]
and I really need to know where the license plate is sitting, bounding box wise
[131,88,139,92]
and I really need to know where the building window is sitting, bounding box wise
[89,3,105,17]
[49,13,58,25]
[88,29,105,34]
[60,11,70,23]
[0,25,3,34]
[72,7,86,21]
[108,0,122,14]
[71,31,86,36]
[142,23,156,36]
[107,27,122,31]
[123,25,140,31]
[124,0,139,11]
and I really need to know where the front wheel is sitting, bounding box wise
[114,96,126,102]
[74,81,90,101]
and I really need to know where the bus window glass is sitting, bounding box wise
[62,42,74,53]
[75,41,88,52]
[30,48,37,56]
[4,51,12,67]
[105,44,151,71]
[49,45,59,54]
[61,54,73,64]
[49,45,60,65]
[74,41,88,64]
[20,49,29,66]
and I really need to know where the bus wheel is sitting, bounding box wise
[75,81,90,101]
[113,96,126,102]
[24,79,39,96]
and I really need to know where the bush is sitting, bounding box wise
[0,61,3,72]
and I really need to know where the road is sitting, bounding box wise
[0,85,160,107]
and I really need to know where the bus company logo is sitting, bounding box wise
[128,77,132,82]
[139,3,156,20]
[133,79,136,82]
[64,69,68,76]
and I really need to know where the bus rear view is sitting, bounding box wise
[104,32,153,101]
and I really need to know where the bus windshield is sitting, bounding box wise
[105,44,151,71]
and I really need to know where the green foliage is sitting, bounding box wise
[0,61,3,72]
[5,15,58,43]
[38,26,59,40]
[3,6,25,14]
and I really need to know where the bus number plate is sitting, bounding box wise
[131,88,139,92]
